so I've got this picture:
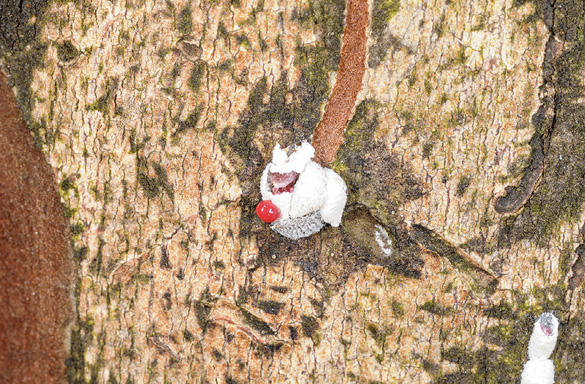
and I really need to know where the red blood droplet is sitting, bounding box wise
[256,200,281,223]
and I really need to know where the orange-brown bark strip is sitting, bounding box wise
[312,0,369,166]
[0,71,74,384]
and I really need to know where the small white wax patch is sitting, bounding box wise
[520,312,559,384]
[260,141,347,239]
[374,224,393,257]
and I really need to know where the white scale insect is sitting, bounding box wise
[521,312,559,384]
[256,142,347,240]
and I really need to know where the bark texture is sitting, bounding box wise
[2,0,585,383]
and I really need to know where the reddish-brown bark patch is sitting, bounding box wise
[312,0,369,166]
[0,71,74,384]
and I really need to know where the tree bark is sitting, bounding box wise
[2,0,585,383]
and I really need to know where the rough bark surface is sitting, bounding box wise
[2,0,585,383]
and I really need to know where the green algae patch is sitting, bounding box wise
[257,300,285,315]
[512,0,550,23]
[73,245,89,262]
[57,40,80,62]
[419,300,454,317]
[85,77,119,115]
[456,174,472,196]
[239,307,275,335]
[194,289,217,333]
[88,237,105,276]
[218,76,269,165]
[332,100,380,166]
[333,100,425,223]
[176,5,193,37]
[301,315,322,346]
[295,0,345,67]
[556,315,585,382]
[136,157,174,202]
[70,222,86,237]
[482,301,515,320]
[2,41,49,148]
[187,61,206,93]
[171,103,205,140]
[368,0,400,68]
[66,325,88,383]
[60,174,80,197]
[391,300,405,317]
[366,323,393,347]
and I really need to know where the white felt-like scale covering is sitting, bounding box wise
[260,142,347,239]
[520,313,559,384]
[521,360,555,384]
